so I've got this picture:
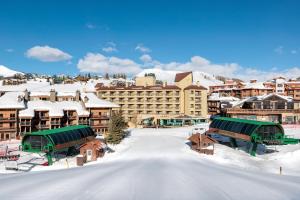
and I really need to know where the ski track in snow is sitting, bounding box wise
[0,128,300,200]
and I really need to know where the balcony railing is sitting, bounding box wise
[226,108,300,114]
[20,121,31,126]
[51,121,61,125]
[90,115,110,119]
[0,117,16,121]
[78,120,89,125]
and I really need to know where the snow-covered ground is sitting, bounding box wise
[0,126,300,199]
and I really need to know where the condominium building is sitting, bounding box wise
[96,72,208,126]
[0,90,118,141]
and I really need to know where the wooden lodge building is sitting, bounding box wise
[226,93,300,124]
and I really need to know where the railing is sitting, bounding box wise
[0,117,16,121]
[50,121,61,125]
[20,121,31,126]
[78,120,89,125]
[0,127,16,131]
[90,123,108,127]
[90,115,110,119]
[36,125,49,129]
[226,108,300,114]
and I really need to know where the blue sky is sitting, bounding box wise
[0,0,300,80]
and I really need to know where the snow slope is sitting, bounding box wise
[0,127,300,200]
[0,65,23,77]
[136,68,222,88]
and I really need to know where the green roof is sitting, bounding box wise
[215,117,279,126]
[26,125,90,136]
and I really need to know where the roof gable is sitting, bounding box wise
[175,72,192,82]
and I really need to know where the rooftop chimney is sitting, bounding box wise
[75,90,80,102]
[17,95,22,102]
[50,89,56,102]
[163,81,167,87]
[250,79,257,83]
[84,96,89,103]
[196,81,200,86]
[24,89,30,101]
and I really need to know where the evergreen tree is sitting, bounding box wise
[106,111,127,144]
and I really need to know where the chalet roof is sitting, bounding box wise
[80,139,103,150]
[188,133,218,144]
[174,72,192,82]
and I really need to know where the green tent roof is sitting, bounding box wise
[215,117,278,126]
[26,125,90,136]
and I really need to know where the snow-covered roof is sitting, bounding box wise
[0,92,25,109]
[81,93,119,108]
[29,91,50,96]
[244,82,271,89]
[209,95,240,102]
[19,101,90,117]
[232,93,293,108]
[0,79,101,93]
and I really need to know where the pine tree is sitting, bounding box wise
[106,111,127,144]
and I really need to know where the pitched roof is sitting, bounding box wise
[184,85,207,90]
[188,133,218,144]
[174,72,192,82]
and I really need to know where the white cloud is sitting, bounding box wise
[77,53,300,81]
[86,23,96,29]
[77,53,141,74]
[274,46,283,54]
[25,45,72,62]
[152,56,239,78]
[291,50,297,54]
[5,49,14,53]
[135,44,151,53]
[102,42,118,53]
[140,54,152,63]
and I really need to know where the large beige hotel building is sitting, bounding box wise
[96,72,208,126]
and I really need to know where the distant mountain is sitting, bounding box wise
[135,68,223,88]
[0,65,23,77]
